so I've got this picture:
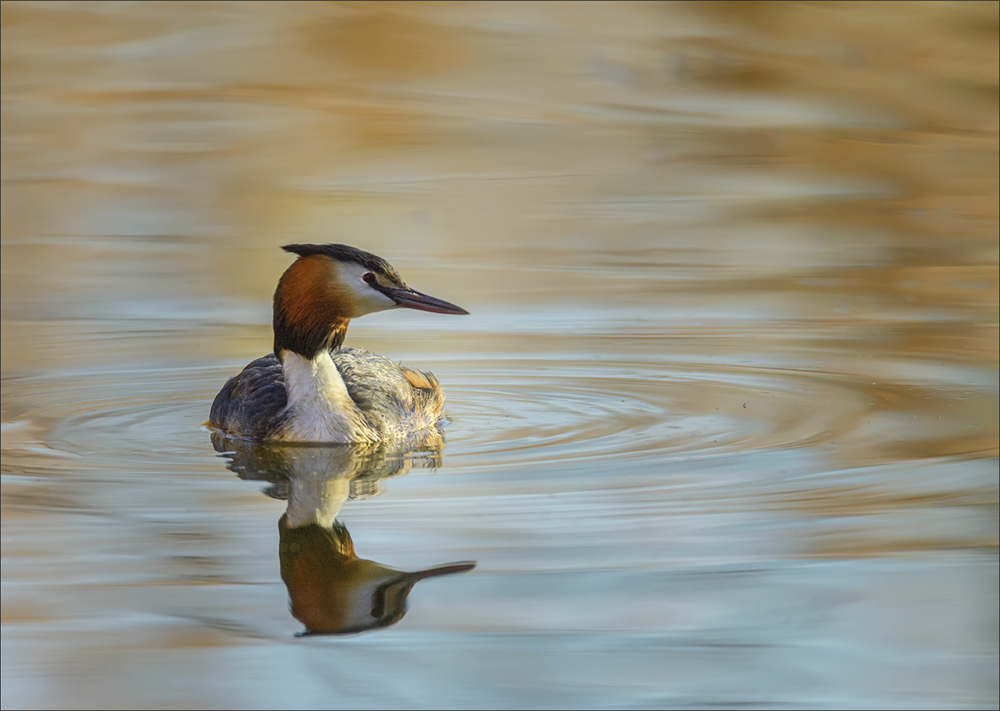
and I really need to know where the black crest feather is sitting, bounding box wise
[281,244,405,286]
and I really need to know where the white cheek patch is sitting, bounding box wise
[333,261,399,316]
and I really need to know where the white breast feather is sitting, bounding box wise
[281,351,374,443]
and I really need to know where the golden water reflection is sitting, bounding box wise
[1,1,997,708]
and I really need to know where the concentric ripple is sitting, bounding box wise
[2,353,884,474]
[3,366,227,472]
[439,357,874,467]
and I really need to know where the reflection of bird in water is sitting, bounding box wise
[209,244,468,443]
[213,434,476,636]
[211,432,443,501]
[279,518,475,636]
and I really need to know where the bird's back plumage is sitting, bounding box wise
[209,347,445,442]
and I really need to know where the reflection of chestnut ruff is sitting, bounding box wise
[280,517,475,636]
[212,433,475,635]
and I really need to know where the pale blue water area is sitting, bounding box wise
[2,3,997,709]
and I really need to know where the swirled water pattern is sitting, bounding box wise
[2,2,997,709]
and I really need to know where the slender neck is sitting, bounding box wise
[272,255,352,360]
[273,313,349,360]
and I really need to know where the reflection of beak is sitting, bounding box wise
[385,287,469,315]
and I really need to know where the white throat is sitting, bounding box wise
[281,351,366,443]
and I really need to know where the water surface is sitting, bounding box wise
[2,2,997,709]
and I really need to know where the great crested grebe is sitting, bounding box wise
[209,244,468,442]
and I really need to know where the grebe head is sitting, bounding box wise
[273,244,468,359]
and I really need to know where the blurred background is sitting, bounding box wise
[1,2,997,708]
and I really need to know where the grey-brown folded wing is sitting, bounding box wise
[334,348,445,434]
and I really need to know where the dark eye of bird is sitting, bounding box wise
[362,272,377,285]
